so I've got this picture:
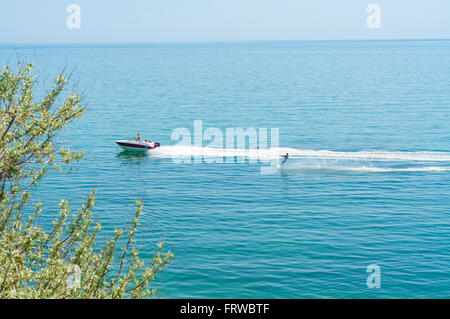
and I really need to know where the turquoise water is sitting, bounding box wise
[2,40,450,298]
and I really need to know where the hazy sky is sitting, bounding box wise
[1,0,449,43]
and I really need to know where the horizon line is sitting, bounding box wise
[1,37,450,47]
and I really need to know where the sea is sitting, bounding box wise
[1,40,450,298]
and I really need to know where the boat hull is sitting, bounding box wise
[115,140,160,152]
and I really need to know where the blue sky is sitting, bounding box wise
[1,0,449,43]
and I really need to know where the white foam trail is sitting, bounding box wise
[284,165,450,173]
[152,146,278,159]
[151,146,450,162]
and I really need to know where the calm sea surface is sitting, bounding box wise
[1,40,450,298]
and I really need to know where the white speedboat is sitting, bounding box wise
[115,140,160,152]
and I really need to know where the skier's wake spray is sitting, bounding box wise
[150,145,450,174]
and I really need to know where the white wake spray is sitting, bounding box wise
[147,145,450,173]
[151,145,450,162]
[280,164,450,173]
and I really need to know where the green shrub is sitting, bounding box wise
[0,62,173,298]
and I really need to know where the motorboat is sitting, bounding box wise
[115,140,160,152]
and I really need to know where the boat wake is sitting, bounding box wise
[151,146,450,161]
[148,146,450,173]
[280,164,450,173]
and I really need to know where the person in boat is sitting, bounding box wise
[136,133,141,141]
[281,153,289,165]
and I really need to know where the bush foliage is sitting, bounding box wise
[0,62,173,298]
